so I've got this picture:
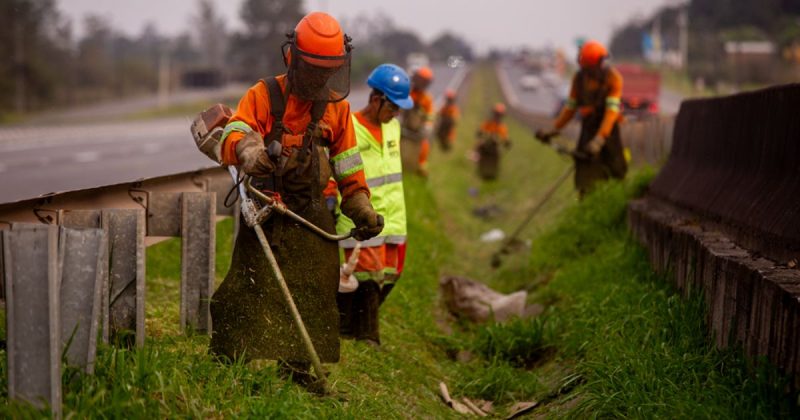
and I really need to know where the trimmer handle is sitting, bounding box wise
[348,214,384,241]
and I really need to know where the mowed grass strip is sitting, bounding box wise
[430,63,799,417]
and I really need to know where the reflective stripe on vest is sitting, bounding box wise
[336,115,407,246]
[367,172,403,188]
[338,234,407,248]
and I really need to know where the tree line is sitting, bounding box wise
[0,0,472,116]
[609,0,800,86]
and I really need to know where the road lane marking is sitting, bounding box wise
[74,151,100,163]
[142,143,164,154]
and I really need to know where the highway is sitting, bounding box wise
[0,63,466,204]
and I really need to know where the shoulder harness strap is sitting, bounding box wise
[262,77,286,143]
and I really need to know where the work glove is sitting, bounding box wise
[235,130,275,178]
[504,138,512,150]
[534,128,559,143]
[340,192,384,241]
[585,135,606,156]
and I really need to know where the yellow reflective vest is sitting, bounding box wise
[337,115,407,247]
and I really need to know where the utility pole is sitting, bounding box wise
[14,17,26,113]
[678,5,689,70]
[158,48,170,109]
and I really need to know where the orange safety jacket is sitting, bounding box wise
[411,90,434,119]
[220,75,368,200]
[478,119,509,144]
[402,89,434,140]
[436,103,460,143]
[439,103,460,120]
[554,66,623,139]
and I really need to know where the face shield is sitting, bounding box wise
[283,35,353,103]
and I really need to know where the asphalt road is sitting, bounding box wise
[0,64,466,204]
[498,61,685,117]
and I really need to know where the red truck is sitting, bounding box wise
[616,63,661,118]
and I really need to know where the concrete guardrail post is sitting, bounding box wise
[58,225,107,373]
[3,224,62,417]
[104,209,146,348]
[146,191,216,333]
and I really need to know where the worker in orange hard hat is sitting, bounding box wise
[400,66,435,177]
[475,102,511,180]
[435,89,460,151]
[210,11,383,384]
[537,40,627,196]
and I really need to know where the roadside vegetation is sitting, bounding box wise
[0,64,796,418]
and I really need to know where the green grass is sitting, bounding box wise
[509,175,798,418]
[0,63,796,417]
[428,64,798,417]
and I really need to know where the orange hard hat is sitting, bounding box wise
[445,89,456,99]
[493,103,506,114]
[578,40,608,68]
[294,12,346,68]
[415,66,434,80]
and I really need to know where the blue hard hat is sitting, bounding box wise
[367,64,414,110]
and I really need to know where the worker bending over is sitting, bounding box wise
[475,103,510,180]
[435,89,460,151]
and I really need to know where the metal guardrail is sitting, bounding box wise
[0,166,234,415]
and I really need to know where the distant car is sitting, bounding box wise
[447,55,465,68]
[616,63,661,119]
[540,71,561,87]
[519,74,542,91]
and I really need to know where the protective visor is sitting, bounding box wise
[284,41,352,103]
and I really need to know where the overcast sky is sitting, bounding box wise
[58,0,679,55]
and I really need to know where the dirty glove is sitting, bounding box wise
[340,192,384,241]
[235,130,275,178]
[535,128,559,143]
[585,135,606,156]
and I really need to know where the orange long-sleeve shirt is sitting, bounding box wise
[410,89,434,121]
[479,120,509,143]
[554,67,623,138]
[438,103,460,120]
[221,75,368,199]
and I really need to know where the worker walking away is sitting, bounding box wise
[435,89,460,151]
[326,63,412,346]
[209,12,383,382]
[536,40,627,196]
[475,103,511,181]
[400,66,435,177]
